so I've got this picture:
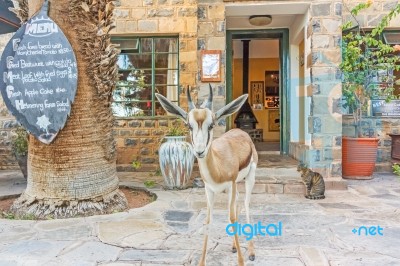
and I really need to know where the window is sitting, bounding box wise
[112,36,179,117]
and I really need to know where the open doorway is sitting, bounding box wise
[227,29,290,154]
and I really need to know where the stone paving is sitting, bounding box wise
[0,170,400,266]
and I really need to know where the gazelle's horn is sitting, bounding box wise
[186,85,196,111]
[204,83,213,110]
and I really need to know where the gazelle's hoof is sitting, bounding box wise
[232,247,237,253]
[249,254,255,261]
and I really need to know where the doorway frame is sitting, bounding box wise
[226,29,290,154]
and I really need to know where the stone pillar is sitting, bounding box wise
[198,0,226,136]
[306,0,345,189]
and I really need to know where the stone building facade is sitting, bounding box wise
[1,0,400,185]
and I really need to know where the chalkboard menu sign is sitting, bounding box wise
[371,100,400,116]
[0,0,78,144]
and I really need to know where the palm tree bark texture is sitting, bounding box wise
[10,0,128,219]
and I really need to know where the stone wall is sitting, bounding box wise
[342,0,400,27]
[113,0,198,88]
[114,117,182,172]
[343,115,400,172]
[112,0,227,171]
[0,33,19,170]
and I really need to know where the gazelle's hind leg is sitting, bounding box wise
[229,186,239,253]
[230,182,244,266]
[245,162,256,261]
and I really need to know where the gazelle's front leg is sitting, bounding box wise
[199,184,214,266]
[230,182,244,266]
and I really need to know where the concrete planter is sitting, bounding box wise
[159,136,194,189]
[342,137,379,179]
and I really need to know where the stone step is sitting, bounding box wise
[241,166,305,195]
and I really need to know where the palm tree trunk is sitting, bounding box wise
[11,0,127,219]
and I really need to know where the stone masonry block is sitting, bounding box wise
[125,138,138,146]
[178,7,197,17]
[321,18,341,33]
[267,184,283,194]
[383,1,398,11]
[159,19,186,32]
[312,96,330,115]
[207,37,225,50]
[130,8,146,19]
[114,9,129,18]
[308,116,321,134]
[312,3,331,17]
[128,121,141,127]
[283,184,305,194]
[325,181,347,190]
[198,6,207,20]
[179,51,197,62]
[126,21,137,32]
[134,130,150,136]
[198,22,214,36]
[186,18,197,33]
[311,34,330,49]
[367,14,384,27]
[148,8,174,17]
[144,120,155,127]
[208,5,225,20]
[138,20,158,32]
[115,20,126,32]
[120,0,142,7]
[335,2,342,16]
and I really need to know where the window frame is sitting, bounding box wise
[112,36,180,117]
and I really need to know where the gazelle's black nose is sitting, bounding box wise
[197,151,204,156]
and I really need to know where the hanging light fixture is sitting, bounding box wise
[249,15,272,26]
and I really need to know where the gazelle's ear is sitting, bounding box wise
[215,94,248,121]
[155,93,187,121]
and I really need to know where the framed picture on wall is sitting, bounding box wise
[250,81,264,108]
[268,109,280,132]
[265,70,279,96]
[200,50,221,82]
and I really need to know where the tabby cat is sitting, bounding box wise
[297,163,325,200]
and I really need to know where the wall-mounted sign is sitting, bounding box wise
[0,0,78,144]
[200,50,221,82]
[371,100,400,116]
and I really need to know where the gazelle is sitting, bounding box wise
[155,85,257,266]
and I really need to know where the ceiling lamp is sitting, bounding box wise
[249,15,272,26]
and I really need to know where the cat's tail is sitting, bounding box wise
[309,195,325,200]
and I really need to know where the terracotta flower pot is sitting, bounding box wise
[342,137,379,179]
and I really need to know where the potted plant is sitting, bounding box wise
[341,2,400,179]
[158,120,194,189]
[11,126,28,179]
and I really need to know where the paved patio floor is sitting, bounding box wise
[0,170,399,266]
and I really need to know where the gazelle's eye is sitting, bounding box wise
[208,123,214,131]
[187,123,193,131]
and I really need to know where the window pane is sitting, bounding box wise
[154,38,178,53]
[113,37,139,52]
[141,38,153,53]
[155,53,174,68]
[117,54,152,70]
[156,85,178,102]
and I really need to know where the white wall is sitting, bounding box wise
[289,12,309,143]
